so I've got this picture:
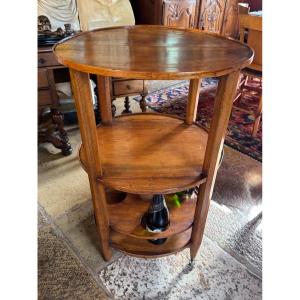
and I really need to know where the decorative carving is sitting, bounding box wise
[163,0,196,28]
[38,15,51,32]
[38,108,72,156]
[199,0,225,33]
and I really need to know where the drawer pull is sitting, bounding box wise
[39,58,46,64]
[126,84,131,90]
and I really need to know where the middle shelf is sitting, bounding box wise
[79,113,208,194]
[108,193,197,239]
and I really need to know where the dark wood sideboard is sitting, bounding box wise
[38,46,72,156]
[38,45,147,155]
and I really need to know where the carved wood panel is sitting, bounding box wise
[198,0,226,33]
[162,0,197,28]
[222,0,239,38]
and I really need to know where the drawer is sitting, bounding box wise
[113,79,144,96]
[38,89,53,106]
[38,69,49,88]
[38,51,59,67]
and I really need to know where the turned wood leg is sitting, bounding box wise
[112,100,117,117]
[93,84,101,125]
[190,71,240,261]
[140,94,147,112]
[252,94,262,137]
[122,96,132,114]
[51,108,72,156]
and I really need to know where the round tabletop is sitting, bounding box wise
[54,25,253,80]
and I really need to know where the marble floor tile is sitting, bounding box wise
[98,236,261,300]
[206,146,262,277]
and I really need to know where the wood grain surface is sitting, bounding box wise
[54,25,253,79]
[79,113,208,194]
[108,193,197,239]
[110,228,192,257]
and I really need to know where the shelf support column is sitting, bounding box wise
[70,69,112,261]
[97,75,113,124]
[186,78,202,125]
[190,71,240,261]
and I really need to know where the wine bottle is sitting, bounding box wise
[145,194,170,245]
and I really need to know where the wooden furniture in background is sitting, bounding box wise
[54,25,253,261]
[77,0,147,114]
[234,14,262,137]
[130,0,200,28]
[76,0,135,31]
[38,46,72,155]
[130,0,248,38]
[111,78,148,113]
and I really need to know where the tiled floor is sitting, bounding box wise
[38,85,262,299]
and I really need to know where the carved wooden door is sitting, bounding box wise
[198,0,226,33]
[162,0,197,28]
[221,0,239,38]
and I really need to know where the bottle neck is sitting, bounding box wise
[149,195,166,213]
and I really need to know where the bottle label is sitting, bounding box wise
[145,224,163,233]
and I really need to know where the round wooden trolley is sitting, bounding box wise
[54,25,253,261]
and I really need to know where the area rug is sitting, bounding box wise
[134,78,262,161]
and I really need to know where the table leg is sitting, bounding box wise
[97,75,113,124]
[186,78,201,125]
[140,94,147,112]
[38,107,72,156]
[190,71,240,261]
[122,96,132,114]
[70,69,112,261]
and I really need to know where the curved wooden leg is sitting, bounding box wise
[140,94,147,112]
[51,108,72,156]
[190,71,240,261]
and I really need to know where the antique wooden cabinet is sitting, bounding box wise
[130,0,201,28]
[161,0,199,28]
[198,0,243,38]
[130,0,246,38]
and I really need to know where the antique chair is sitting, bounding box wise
[234,14,262,137]
[77,0,148,115]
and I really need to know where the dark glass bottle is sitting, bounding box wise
[145,194,170,245]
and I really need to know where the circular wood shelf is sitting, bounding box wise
[110,228,192,258]
[79,113,208,194]
[108,193,196,239]
[54,25,253,80]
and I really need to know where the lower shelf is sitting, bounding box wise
[108,193,196,239]
[110,228,192,258]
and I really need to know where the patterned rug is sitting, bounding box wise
[134,78,262,161]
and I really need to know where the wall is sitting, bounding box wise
[246,0,262,11]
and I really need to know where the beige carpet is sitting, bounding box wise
[38,209,111,299]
